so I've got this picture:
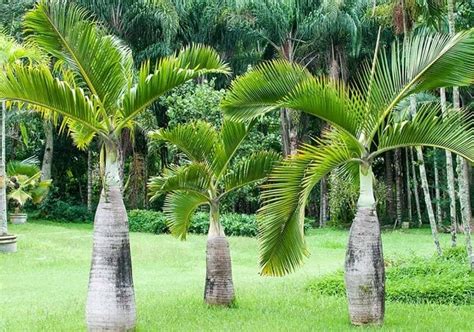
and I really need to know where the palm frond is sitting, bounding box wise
[223,151,280,193]
[363,29,474,143]
[148,121,218,166]
[0,64,106,138]
[24,0,134,111]
[118,44,229,132]
[163,191,209,240]
[374,103,474,162]
[148,163,212,202]
[221,60,312,121]
[258,130,360,276]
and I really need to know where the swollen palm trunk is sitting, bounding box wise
[345,167,385,325]
[204,203,234,305]
[86,147,136,331]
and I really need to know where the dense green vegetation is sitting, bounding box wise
[1,222,473,331]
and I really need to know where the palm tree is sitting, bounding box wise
[148,120,279,305]
[222,30,474,325]
[0,0,229,329]
[0,31,43,253]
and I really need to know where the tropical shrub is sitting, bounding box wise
[128,209,168,234]
[307,247,474,305]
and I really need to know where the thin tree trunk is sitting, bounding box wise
[280,109,291,157]
[441,88,458,246]
[87,150,93,212]
[86,141,136,331]
[433,150,442,227]
[385,152,395,221]
[416,147,442,256]
[457,159,474,270]
[0,102,7,236]
[410,148,422,226]
[345,166,384,325]
[319,176,328,227]
[41,119,53,181]
[394,149,403,228]
[205,199,234,306]
[405,149,413,225]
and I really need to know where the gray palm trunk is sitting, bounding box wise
[394,149,403,228]
[409,148,422,225]
[405,149,413,225]
[41,119,54,181]
[433,150,442,227]
[87,150,93,212]
[319,176,328,227]
[385,152,395,220]
[416,147,442,256]
[440,88,457,246]
[0,102,7,236]
[86,142,136,331]
[345,166,384,325]
[204,200,234,305]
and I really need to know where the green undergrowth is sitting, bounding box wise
[307,246,473,305]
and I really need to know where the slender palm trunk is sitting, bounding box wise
[280,109,292,157]
[205,199,234,306]
[86,142,136,331]
[456,159,474,270]
[409,148,422,225]
[416,147,442,256]
[345,166,384,325]
[433,150,442,227]
[441,88,457,246]
[385,152,395,221]
[394,149,403,228]
[405,149,413,225]
[87,150,93,212]
[0,102,7,236]
[41,119,53,181]
[319,176,328,227]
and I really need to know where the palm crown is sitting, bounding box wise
[221,30,474,276]
[148,120,280,239]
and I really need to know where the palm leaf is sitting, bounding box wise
[223,151,280,193]
[374,103,474,162]
[24,0,134,111]
[163,191,209,240]
[0,64,106,138]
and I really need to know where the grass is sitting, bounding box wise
[1,221,472,331]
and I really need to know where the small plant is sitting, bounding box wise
[7,159,51,214]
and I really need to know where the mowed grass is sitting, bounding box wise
[1,221,472,331]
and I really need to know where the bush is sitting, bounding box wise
[306,247,474,305]
[128,210,168,234]
[36,199,93,223]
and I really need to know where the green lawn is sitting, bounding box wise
[1,221,472,331]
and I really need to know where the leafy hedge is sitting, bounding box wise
[36,200,93,223]
[128,209,313,237]
[306,247,473,305]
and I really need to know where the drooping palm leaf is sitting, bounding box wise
[163,191,209,240]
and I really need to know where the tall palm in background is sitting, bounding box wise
[222,30,474,325]
[148,120,279,305]
[0,0,229,330]
[0,31,43,252]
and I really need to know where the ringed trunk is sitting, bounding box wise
[41,119,54,181]
[0,102,7,236]
[86,142,136,331]
[204,200,234,306]
[345,166,385,325]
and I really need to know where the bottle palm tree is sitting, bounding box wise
[221,30,474,325]
[148,120,279,305]
[0,31,43,252]
[0,0,229,330]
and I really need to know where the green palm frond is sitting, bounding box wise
[374,104,474,162]
[258,130,360,276]
[24,0,134,111]
[0,31,45,66]
[364,29,474,143]
[148,163,212,202]
[212,120,249,176]
[31,180,52,204]
[149,121,218,165]
[118,45,230,133]
[223,151,280,193]
[163,191,209,240]
[0,64,106,138]
[6,159,40,178]
[221,60,312,121]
